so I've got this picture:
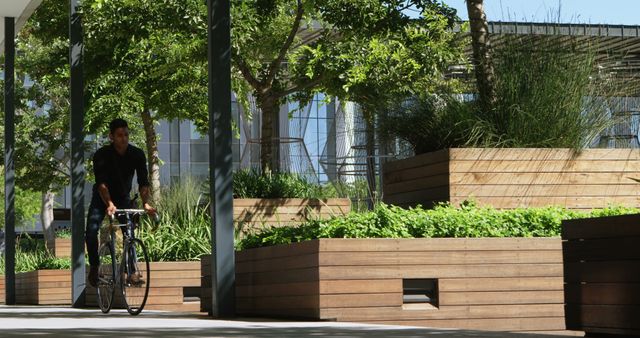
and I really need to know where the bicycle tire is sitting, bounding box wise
[122,238,150,315]
[97,243,116,314]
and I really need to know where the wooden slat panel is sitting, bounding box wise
[320,304,564,321]
[452,184,640,197]
[451,196,640,209]
[451,172,638,186]
[565,304,640,330]
[236,267,320,285]
[237,282,318,297]
[564,261,640,283]
[236,240,319,262]
[319,264,562,280]
[440,290,564,306]
[233,198,351,207]
[562,214,640,239]
[448,148,640,161]
[383,175,450,196]
[236,254,318,273]
[563,237,640,261]
[319,250,562,266]
[235,306,320,319]
[365,317,566,331]
[383,162,449,184]
[565,283,640,305]
[439,277,563,292]
[320,293,401,308]
[236,295,319,309]
[450,159,640,173]
[319,279,400,294]
[383,149,449,173]
[318,238,562,252]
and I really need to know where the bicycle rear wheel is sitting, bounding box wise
[122,238,150,315]
[97,243,116,313]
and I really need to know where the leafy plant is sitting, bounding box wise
[138,176,211,261]
[232,169,336,199]
[237,202,639,249]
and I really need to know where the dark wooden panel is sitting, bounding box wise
[565,304,640,330]
[565,283,640,305]
[440,290,564,306]
[562,214,640,239]
[563,237,640,261]
[439,277,563,292]
[320,304,564,321]
[319,263,562,280]
[383,149,449,173]
[564,261,640,283]
[319,250,562,266]
[319,238,562,252]
[236,267,320,285]
[363,317,566,331]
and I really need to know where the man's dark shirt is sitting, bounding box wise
[92,143,150,207]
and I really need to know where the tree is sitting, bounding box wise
[21,0,210,203]
[466,0,496,112]
[227,0,460,173]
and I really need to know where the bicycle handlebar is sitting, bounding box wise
[109,209,160,223]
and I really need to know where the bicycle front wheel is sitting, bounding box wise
[122,238,150,315]
[97,243,116,314]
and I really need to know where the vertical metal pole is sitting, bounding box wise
[207,0,235,317]
[70,0,86,307]
[4,16,16,305]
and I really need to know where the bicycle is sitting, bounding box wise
[96,209,152,315]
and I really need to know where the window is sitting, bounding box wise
[402,279,438,310]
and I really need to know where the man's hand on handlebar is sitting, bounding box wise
[143,203,157,216]
[106,202,117,217]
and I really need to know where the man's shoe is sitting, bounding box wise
[88,265,99,288]
[127,272,145,286]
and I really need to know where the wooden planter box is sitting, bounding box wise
[203,238,565,332]
[562,214,640,336]
[16,269,71,305]
[383,148,640,210]
[0,275,5,304]
[12,262,201,311]
[46,237,72,258]
[233,198,350,234]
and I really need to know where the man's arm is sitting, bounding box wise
[139,185,156,215]
[98,183,117,216]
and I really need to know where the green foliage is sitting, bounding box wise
[0,235,71,273]
[138,177,211,261]
[378,94,482,154]
[232,169,336,199]
[482,35,619,148]
[237,202,639,249]
[380,35,622,153]
[0,183,41,230]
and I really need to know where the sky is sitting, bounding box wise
[441,0,640,25]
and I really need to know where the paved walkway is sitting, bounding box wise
[0,306,583,338]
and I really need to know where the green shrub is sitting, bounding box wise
[0,235,72,273]
[232,169,336,199]
[237,202,639,249]
[138,176,211,261]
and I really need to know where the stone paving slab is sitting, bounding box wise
[0,306,583,338]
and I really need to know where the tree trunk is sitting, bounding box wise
[141,108,161,203]
[41,191,55,253]
[364,111,377,210]
[259,94,281,173]
[466,0,497,113]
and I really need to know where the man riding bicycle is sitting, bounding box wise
[86,118,157,287]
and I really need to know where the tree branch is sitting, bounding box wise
[233,54,262,90]
[277,75,325,98]
[264,0,304,87]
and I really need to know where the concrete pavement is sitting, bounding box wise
[0,306,583,338]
